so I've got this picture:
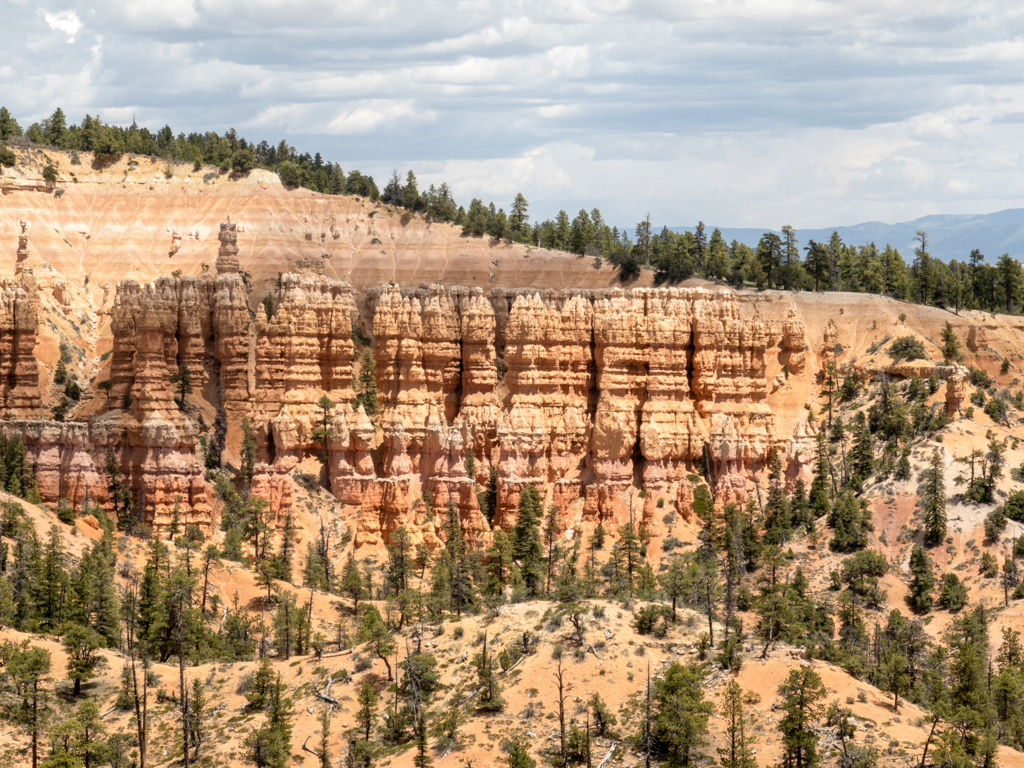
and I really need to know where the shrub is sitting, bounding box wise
[985,508,1008,542]
[937,573,968,611]
[985,396,1009,424]
[889,336,927,361]
[56,499,76,525]
[1004,491,1024,523]
[632,605,672,637]
[42,164,58,182]
[970,368,993,387]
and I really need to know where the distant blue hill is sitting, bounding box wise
[671,208,1024,263]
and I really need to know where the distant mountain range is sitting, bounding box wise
[672,208,1024,263]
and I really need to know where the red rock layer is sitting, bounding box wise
[0,270,42,418]
[27,268,821,546]
[493,293,594,530]
[253,273,356,468]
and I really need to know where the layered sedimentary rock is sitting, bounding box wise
[0,421,110,510]
[639,291,706,519]
[359,284,487,548]
[493,293,594,529]
[102,275,221,531]
[0,268,42,418]
[29,264,825,544]
[94,221,264,533]
[782,303,807,373]
[459,288,501,476]
[254,273,356,467]
[691,294,774,504]
[216,218,240,274]
[16,220,28,272]
[945,364,969,416]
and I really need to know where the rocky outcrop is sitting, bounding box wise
[253,273,356,467]
[30,265,825,544]
[691,294,774,504]
[336,286,809,545]
[0,269,42,418]
[494,293,594,529]
[782,303,807,373]
[16,220,28,272]
[97,230,260,533]
[216,218,240,274]
[0,420,110,511]
[945,363,969,416]
[639,291,705,514]
[459,288,501,476]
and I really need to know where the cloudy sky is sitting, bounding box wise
[6,0,1024,229]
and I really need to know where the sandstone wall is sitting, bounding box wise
[8,239,826,548]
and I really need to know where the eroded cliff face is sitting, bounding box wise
[4,214,833,546]
[327,286,822,549]
[0,221,43,419]
[9,257,831,546]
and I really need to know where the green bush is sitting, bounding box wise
[889,336,927,362]
[970,368,993,387]
[937,573,968,611]
[632,605,672,637]
[984,396,1008,423]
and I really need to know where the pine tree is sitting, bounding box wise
[68,698,108,768]
[240,417,257,495]
[820,360,838,428]
[511,485,544,596]
[356,680,378,742]
[941,322,963,362]
[484,529,512,595]
[188,676,206,762]
[474,631,504,711]
[62,623,102,695]
[356,605,396,680]
[763,450,791,545]
[908,545,935,614]
[311,395,336,464]
[317,707,331,768]
[849,413,873,492]
[38,525,69,632]
[340,554,364,616]
[876,610,912,713]
[170,365,193,407]
[718,680,756,768]
[923,449,947,547]
[5,644,52,768]
[809,431,832,519]
[478,466,498,524]
[506,739,536,768]
[429,549,452,617]
[649,662,713,766]
[777,666,827,768]
[828,490,871,552]
[247,657,275,710]
[354,350,379,420]
[543,503,560,595]
[103,448,133,533]
[412,708,431,768]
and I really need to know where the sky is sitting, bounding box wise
[6,0,1024,230]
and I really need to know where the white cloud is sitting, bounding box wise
[6,0,1024,227]
[326,101,435,135]
[43,10,82,42]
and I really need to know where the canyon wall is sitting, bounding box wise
[6,218,832,547]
